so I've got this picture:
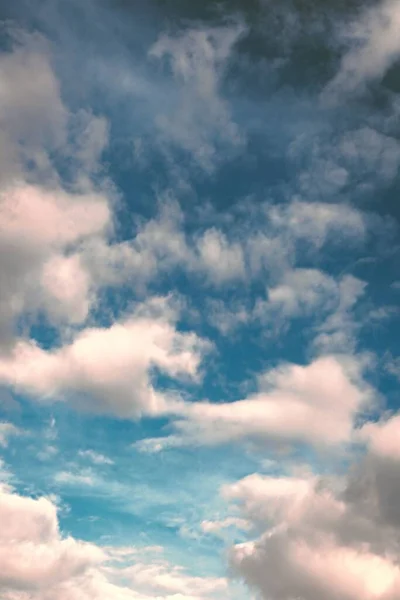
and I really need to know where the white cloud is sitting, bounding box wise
[386,355,400,381]
[0,183,110,347]
[0,33,117,347]
[120,561,227,598]
[78,449,114,465]
[40,254,92,324]
[140,355,372,450]
[221,392,400,600]
[149,23,246,172]
[254,268,338,324]
[246,200,367,283]
[313,275,367,354]
[0,18,379,356]
[195,228,246,284]
[359,414,400,461]
[54,470,97,487]
[0,487,105,597]
[267,200,367,249]
[292,126,400,201]
[0,484,228,600]
[0,422,20,447]
[0,297,209,417]
[81,197,249,292]
[0,458,13,489]
[205,298,250,335]
[324,0,400,103]
[0,31,67,186]
[226,467,400,600]
[267,269,336,315]
[201,517,251,536]
[100,194,370,296]
[95,198,189,289]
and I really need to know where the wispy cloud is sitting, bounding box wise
[148,21,246,173]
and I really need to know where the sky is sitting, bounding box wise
[0,0,400,598]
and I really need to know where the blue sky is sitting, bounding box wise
[0,0,400,598]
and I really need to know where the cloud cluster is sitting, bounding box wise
[0,29,374,367]
[225,417,400,599]
[108,195,368,294]
[0,482,227,600]
[1,2,400,599]
[0,31,115,350]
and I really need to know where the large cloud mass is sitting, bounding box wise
[226,416,400,599]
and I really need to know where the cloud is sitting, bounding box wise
[138,355,372,450]
[359,414,400,461]
[40,254,92,325]
[251,270,370,352]
[0,297,209,418]
[149,22,246,172]
[226,460,400,600]
[78,449,114,465]
[246,199,367,283]
[291,125,400,202]
[87,192,367,295]
[0,30,67,186]
[54,470,97,487]
[253,268,338,326]
[385,355,400,381]
[267,200,367,250]
[1,9,399,600]
[201,517,251,537]
[205,298,250,335]
[0,33,118,348]
[0,184,110,339]
[119,560,228,598]
[266,269,337,316]
[1,176,367,331]
[0,486,105,597]
[0,483,227,600]
[221,399,400,600]
[313,275,367,354]
[81,196,249,292]
[195,228,246,284]
[0,423,20,448]
[323,0,400,103]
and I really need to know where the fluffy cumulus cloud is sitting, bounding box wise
[0,184,110,337]
[221,407,400,600]
[226,442,400,600]
[0,297,209,417]
[0,32,115,349]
